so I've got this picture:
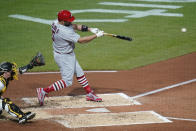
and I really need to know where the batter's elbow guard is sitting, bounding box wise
[81,25,88,32]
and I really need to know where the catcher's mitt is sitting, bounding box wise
[29,52,45,68]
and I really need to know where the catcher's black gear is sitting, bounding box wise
[0,62,18,80]
[18,112,36,124]
[2,98,24,118]
[19,52,45,74]
[0,98,36,124]
[29,52,45,67]
[0,62,13,73]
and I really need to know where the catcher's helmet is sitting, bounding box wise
[0,62,18,80]
[0,62,13,73]
[58,10,75,22]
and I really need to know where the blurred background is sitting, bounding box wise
[0,0,195,71]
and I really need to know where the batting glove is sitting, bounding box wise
[89,28,100,34]
[96,30,104,37]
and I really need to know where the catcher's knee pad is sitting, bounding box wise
[0,99,2,115]
[0,99,3,109]
[2,98,24,118]
[2,98,9,110]
[3,98,12,104]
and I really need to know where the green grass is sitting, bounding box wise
[0,0,196,71]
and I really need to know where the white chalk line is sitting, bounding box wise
[9,9,182,25]
[150,111,172,123]
[8,14,127,24]
[55,111,171,128]
[131,79,196,99]
[23,70,117,75]
[134,0,196,3]
[22,93,141,109]
[86,108,111,113]
[117,92,141,105]
[99,2,182,9]
[166,117,196,122]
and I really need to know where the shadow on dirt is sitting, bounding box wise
[67,86,125,96]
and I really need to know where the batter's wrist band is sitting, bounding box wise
[81,25,88,32]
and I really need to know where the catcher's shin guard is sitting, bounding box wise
[2,98,24,118]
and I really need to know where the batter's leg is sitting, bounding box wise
[75,60,102,102]
[75,60,92,93]
[77,75,92,93]
[37,52,75,106]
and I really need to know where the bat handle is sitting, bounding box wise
[103,33,116,37]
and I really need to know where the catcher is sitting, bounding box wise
[0,52,45,124]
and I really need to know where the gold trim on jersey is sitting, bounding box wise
[0,76,7,95]
[12,62,18,80]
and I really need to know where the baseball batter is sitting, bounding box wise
[37,10,104,106]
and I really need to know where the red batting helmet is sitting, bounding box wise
[58,10,75,22]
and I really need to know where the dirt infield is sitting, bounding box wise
[1,52,196,131]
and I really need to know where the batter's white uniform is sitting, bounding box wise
[51,20,84,87]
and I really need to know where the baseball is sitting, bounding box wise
[181,28,187,32]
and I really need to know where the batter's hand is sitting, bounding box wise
[89,28,100,34]
[96,30,104,37]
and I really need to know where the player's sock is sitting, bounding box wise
[44,80,66,93]
[77,75,92,93]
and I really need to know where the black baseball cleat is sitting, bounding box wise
[18,112,36,124]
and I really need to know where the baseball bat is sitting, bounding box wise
[104,33,132,41]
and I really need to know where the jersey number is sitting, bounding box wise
[51,23,59,41]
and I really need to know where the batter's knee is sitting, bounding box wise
[62,78,73,87]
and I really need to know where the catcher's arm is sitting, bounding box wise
[19,52,45,74]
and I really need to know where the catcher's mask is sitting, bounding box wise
[0,62,18,80]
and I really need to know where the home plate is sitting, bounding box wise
[54,111,172,128]
[22,93,141,109]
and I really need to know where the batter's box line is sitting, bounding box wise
[101,93,142,105]
[54,110,172,128]
[166,117,196,122]
[21,92,142,109]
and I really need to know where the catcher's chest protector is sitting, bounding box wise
[0,76,7,96]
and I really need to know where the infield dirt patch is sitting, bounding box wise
[22,93,140,109]
[0,53,195,131]
[54,111,171,128]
